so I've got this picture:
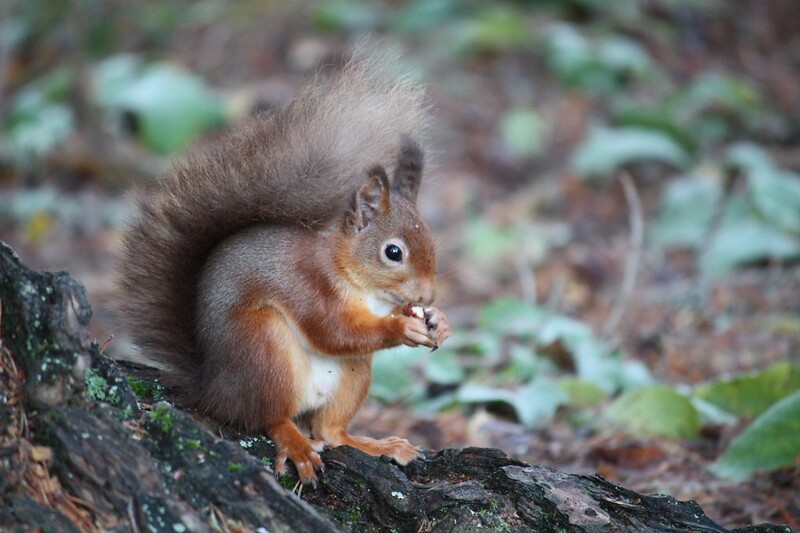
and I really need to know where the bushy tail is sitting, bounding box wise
[116,55,428,395]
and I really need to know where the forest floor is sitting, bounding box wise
[2,1,799,529]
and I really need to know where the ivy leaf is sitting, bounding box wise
[457,378,568,429]
[650,176,720,247]
[312,0,384,32]
[479,298,546,338]
[727,142,774,173]
[606,384,701,439]
[682,73,761,117]
[464,218,517,263]
[701,217,800,277]
[612,105,697,154]
[93,54,143,108]
[451,6,532,54]
[565,334,621,393]
[691,397,738,427]
[391,0,458,34]
[499,108,547,158]
[370,347,425,404]
[709,390,800,481]
[572,126,689,179]
[500,343,547,383]
[114,63,225,154]
[749,167,800,235]
[695,362,800,418]
[557,377,606,408]
[545,25,652,93]
[5,69,74,160]
[424,350,465,385]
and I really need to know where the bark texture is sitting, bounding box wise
[0,242,791,532]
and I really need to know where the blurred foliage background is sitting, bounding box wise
[1,0,800,527]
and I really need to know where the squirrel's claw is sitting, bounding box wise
[274,440,324,487]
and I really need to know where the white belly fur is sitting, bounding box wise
[298,352,344,414]
[295,293,391,415]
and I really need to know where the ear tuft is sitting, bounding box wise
[349,166,390,232]
[392,135,424,203]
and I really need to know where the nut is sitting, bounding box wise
[402,303,425,320]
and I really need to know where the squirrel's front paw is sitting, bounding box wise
[398,315,437,348]
[398,306,452,349]
[423,307,452,347]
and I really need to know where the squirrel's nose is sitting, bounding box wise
[417,281,435,306]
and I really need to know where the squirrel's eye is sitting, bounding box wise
[384,244,403,262]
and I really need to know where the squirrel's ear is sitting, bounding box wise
[392,135,424,203]
[348,166,390,232]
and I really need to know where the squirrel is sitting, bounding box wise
[117,55,451,484]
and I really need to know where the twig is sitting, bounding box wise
[544,273,566,313]
[691,165,742,302]
[514,253,537,305]
[603,171,644,341]
[699,166,739,255]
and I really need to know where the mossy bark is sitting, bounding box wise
[0,242,790,532]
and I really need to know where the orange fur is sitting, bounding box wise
[117,55,450,485]
[308,357,421,465]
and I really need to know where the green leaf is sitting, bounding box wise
[538,314,593,345]
[709,390,800,481]
[312,0,384,32]
[546,24,590,78]
[92,54,143,108]
[465,218,569,266]
[596,35,653,79]
[500,343,546,383]
[749,167,800,234]
[564,334,619,393]
[650,176,720,247]
[618,360,655,391]
[606,384,701,439]
[115,63,225,154]
[613,106,696,154]
[691,397,738,427]
[446,330,504,360]
[5,104,73,160]
[683,73,761,117]
[512,378,569,429]
[726,142,773,173]
[464,218,517,263]
[499,108,547,158]
[370,347,425,403]
[545,24,653,93]
[572,126,690,179]
[391,0,459,34]
[695,362,800,418]
[479,298,546,338]
[451,6,532,54]
[456,378,568,428]
[557,377,606,407]
[5,69,74,160]
[424,350,465,385]
[701,216,800,276]
[413,392,458,416]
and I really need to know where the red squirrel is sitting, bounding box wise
[117,56,451,483]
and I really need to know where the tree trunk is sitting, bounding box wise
[0,242,790,532]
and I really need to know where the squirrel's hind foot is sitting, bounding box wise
[332,434,423,465]
[270,420,325,485]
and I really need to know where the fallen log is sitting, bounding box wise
[0,242,791,532]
